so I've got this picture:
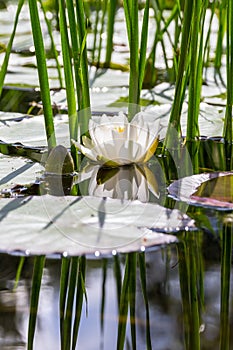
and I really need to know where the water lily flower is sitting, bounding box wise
[72,112,160,166]
[75,163,160,202]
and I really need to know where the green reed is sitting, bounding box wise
[75,0,91,134]
[0,0,24,97]
[186,0,207,141]
[220,215,233,350]
[144,0,179,88]
[224,0,233,146]
[214,1,226,74]
[28,256,46,350]
[92,0,108,68]
[123,0,150,120]
[177,232,204,350]
[28,0,56,151]
[39,0,63,87]
[117,252,152,350]
[164,0,193,146]
[105,0,118,66]
[60,256,86,350]
[59,0,77,142]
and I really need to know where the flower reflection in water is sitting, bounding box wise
[76,163,160,202]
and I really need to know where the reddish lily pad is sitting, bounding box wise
[168,172,233,210]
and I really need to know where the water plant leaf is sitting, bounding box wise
[0,154,43,192]
[168,172,233,210]
[0,114,70,147]
[0,195,196,256]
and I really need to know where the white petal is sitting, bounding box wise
[72,141,97,162]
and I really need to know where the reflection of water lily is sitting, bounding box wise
[72,113,159,166]
[76,163,160,202]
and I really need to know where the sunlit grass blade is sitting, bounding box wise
[27,256,46,350]
[13,256,25,291]
[0,0,24,97]
[28,0,56,151]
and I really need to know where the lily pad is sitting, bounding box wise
[0,154,43,192]
[168,172,233,210]
[0,114,70,147]
[0,195,196,256]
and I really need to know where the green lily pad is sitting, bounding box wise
[168,172,233,210]
[0,195,196,256]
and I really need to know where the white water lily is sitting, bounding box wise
[72,112,160,166]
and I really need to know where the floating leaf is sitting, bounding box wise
[0,154,43,192]
[0,195,196,256]
[168,172,233,210]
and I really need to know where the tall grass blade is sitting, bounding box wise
[220,216,233,350]
[27,256,46,350]
[224,0,233,145]
[105,0,117,66]
[39,0,63,87]
[75,0,91,135]
[59,0,77,143]
[139,0,149,92]
[72,256,87,350]
[186,0,206,141]
[100,258,107,332]
[117,254,130,350]
[128,253,136,349]
[138,253,152,350]
[13,256,25,291]
[0,0,24,97]
[189,232,201,350]
[59,257,71,347]
[123,0,139,119]
[164,0,193,147]
[62,257,78,349]
[114,255,122,310]
[28,0,56,151]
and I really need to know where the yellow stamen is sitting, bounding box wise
[114,126,125,133]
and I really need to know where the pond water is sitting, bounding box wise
[0,1,232,350]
